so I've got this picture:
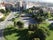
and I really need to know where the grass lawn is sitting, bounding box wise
[4,25,29,40]
[46,31,53,40]
[46,23,53,40]
[4,22,53,40]
[40,22,53,40]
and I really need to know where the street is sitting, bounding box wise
[19,14,37,28]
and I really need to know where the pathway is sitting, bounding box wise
[0,12,17,40]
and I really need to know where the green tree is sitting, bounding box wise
[16,21,24,28]
[31,8,49,23]
[6,9,11,13]
[28,24,49,40]
[47,11,51,18]
[0,9,6,13]
[12,18,16,26]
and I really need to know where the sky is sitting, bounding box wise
[0,0,53,3]
[26,0,53,3]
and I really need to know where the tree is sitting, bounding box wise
[28,24,49,40]
[16,21,24,28]
[31,8,49,23]
[12,18,16,26]
[6,9,11,13]
[0,9,6,13]
[47,11,51,18]
[23,7,46,23]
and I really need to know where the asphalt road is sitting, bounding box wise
[19,16,37,28]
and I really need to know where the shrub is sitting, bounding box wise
[0,9,6,13]
[16,21,24,28]
[0,16,5,22]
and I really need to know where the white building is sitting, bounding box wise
[19,0,23,7]
[0,3,5,10]
[26,2,41,9]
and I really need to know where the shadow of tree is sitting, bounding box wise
[33,29,46,40]
[4,26,49,40]
[17,29,29,40]
[4,27,17,36]
[48,23,53,30]
[4,27,29,40]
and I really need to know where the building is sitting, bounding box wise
[26,2,41,9]
[5,3,13,10]
[0,2,14,11]
[14,0,27,11]
[15,0,25,11]
[15,2,20,11]
[0,2,5,10]
[22,1,26,10]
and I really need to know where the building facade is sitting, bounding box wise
[15,2,20,11]
[0,2,5,10]
[22,1,27,10]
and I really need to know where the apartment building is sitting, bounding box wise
[22,1,27,10]
[15,2,20,11]
[0,2,5,10]
[15,0,26,10]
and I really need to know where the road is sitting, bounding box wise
[19,16,37,28]
[48,21,53,23]
[46,19,53,23]
[0,12,17,40]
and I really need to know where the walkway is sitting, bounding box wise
[0,12,17,40]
